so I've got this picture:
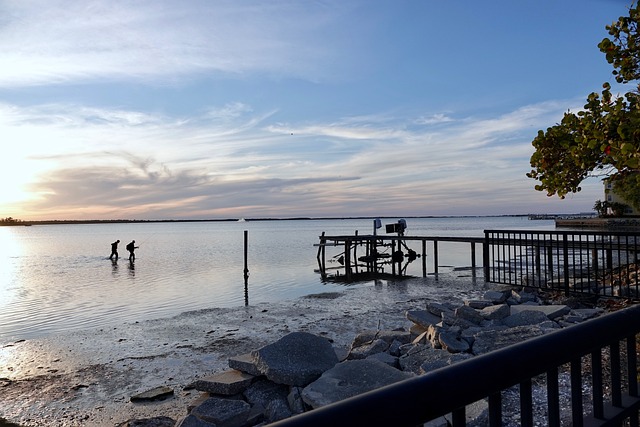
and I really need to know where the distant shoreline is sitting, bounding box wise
[0,214,537,227]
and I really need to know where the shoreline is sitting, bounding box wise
[0,274,490,426]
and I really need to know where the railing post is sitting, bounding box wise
[433,240,439,279]
[563,233,570,297]
[421,239,427,278]
[470,242,476,275]
[483,232,490,282]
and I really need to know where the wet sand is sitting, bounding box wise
[0,273,488,426]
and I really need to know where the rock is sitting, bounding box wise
[480,303,510,320]
[465,299,494,309]
[251,332,338,386]
[409,323,429,341]
[571,308,603,321]
[438,331,470,353]
[192,370,255,395]
[243,378,289,408]
[471,325,546,355]
[190,397,252,427]
[511,289,538,304]
[366,351,399,368]
[484,290,510,303]
[265,398,293,423]
[348,338,389,360]
[118,417,176,427]
[399,345,451,374]
[426,324,444,349]
[510,304,570,320]
[503,310,551,328]
[454,306,484,324]
[426,301,455,317]
[420,352,472,374]
[443,399,488,426]
[287,387,307,414]
[301,359,414,408]
[350,329,409,348]
[406,309,441,328]
[228,353,261,376]
[175,414,216,427]
[388,339,403,356]
[186,393,210,413]
[130,386,174,402]
[441,312,476,329]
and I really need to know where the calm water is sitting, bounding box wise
[0,216,555,343]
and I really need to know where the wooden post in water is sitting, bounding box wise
[244,230,249,306]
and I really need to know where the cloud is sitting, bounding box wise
[0,0,358,87]
[2,97,603,219]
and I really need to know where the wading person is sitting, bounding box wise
[126,240,139,261]
[109,240,120,260]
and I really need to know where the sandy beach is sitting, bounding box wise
[0,273,489,426]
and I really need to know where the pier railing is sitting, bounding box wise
[485,230,640,298]
[317,229,640,299]
[315,233,485,281]
[271,303,640,426]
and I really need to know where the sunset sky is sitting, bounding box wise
[0,0,633,220]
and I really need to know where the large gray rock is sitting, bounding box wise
[348,338,389,360]
[350,329,409,349]
[399,345,453,374]
[420,352,472,374]
[427,301,455,317]
[190,397,251,427]
[301,359,414,408]
[228,353,261,376]
[471,325,546,355]
[503,310,551,327]
[119,417,176,427]
[480,303,510,320]
[484,290,510,303]
[192,370,254,395]
[243,378,289,408]
[406,309,442,328]
[509,304,570,320]
[438,331,470,353]
[455,305,484,325]
[175,414,216,427]
[251,332,338,386]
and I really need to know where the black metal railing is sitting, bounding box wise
[484,230,640,298]
[271,304,640,427]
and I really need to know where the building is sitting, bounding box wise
[604,178,640,215]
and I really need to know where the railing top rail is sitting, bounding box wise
[271,304,640,427]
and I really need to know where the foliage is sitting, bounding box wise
[527,3,640,208]
[593,199,630,217]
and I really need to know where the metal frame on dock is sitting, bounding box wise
[315,232,485,281]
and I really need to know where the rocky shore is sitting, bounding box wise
[0,273,623,426]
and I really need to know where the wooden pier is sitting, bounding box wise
[315,232,485,282]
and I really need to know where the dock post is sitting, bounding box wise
[354,231,359,275]
[317,232,326,279]
[345,239,352,281]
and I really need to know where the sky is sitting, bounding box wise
[0,0,635,220]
